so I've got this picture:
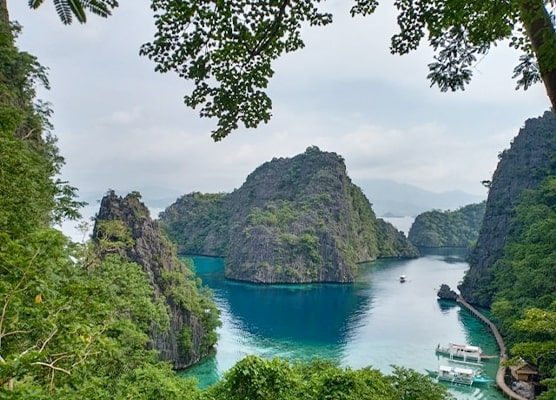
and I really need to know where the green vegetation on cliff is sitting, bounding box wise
[408,202,486,248]
[160,192,229,256]
[460,112,556,307]
[161,146,418,284]
[93,191,221,369]
[456,112,556,398]
[488,177,556,398]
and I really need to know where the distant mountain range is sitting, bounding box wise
[354,179,486,217]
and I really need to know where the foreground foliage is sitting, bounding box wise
[21,0,554,140]
[0,14,204,399]
[203,356,455,400]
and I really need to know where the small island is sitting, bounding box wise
[160,146,418,284]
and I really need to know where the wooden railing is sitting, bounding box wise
[456,296,529,400]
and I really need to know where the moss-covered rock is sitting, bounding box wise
[160,146,418,284]
[93,190,220,369]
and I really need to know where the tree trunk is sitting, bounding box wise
[520,0,556,112]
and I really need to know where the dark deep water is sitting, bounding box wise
[182,248,505,399]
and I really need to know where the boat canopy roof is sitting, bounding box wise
[454,367,474,374]
[450,343,481,352]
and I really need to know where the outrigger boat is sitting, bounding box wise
[425,365,493,386]
[435,343,496,363]
[427,365,475,385]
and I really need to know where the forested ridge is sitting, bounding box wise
[0,11,226,397]
[489,177,556,397]
[408,202,486,248]
[0,15,211,398]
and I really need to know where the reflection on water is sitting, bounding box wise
[183,254,505,400]
[418,247,470,264]
[197,262,373,346]
[222,282,371,345]
[438,299,460,314]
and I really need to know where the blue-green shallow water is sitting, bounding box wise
[181,249,505,400]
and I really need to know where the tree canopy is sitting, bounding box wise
[139,0,554,140]
[20,0,556,140]
[204,355,455,400]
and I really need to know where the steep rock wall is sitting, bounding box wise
[93,191,219,369]
[458,111,556,307]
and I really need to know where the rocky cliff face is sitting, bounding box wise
[161,146,418,284]
[93,191,219,369]
[458,111,556,307]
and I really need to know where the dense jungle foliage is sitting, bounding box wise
[489,177,556,398]
[408,202,486,248]
[202,355,455,400]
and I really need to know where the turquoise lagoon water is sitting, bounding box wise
[183,248,505,400]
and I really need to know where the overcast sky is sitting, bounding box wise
[9,1,549,228]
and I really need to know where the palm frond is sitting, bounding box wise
[68,0,87,23]
[28,0,46,10]
[84,0,111,18]
[53,0,73,25]
[88,0,119,17]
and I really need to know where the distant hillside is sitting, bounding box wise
[160,146,418,284]
[356,179,485,217]
[408,202,486,248]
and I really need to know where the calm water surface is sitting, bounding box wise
[183,248,505,400]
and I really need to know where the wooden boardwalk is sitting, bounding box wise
[456,296,528,400]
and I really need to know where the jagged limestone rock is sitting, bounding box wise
[161,146,419,284]
[437,284,459,301]
[458,111,556,307]
[93,191,219,369]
